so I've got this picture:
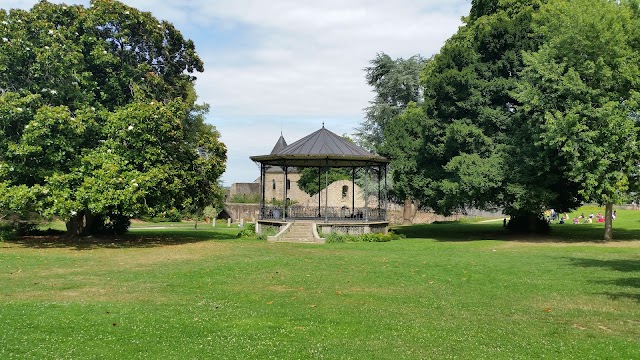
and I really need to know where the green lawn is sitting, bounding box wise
[2,210,639,359]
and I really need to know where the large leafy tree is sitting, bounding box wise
[356,53,427,153]
[356,53,428,223]
[410,0,581,226]
[0,1,226,236]
[515,0,640,240]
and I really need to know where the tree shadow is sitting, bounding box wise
[392,222,640,243]
[7,228,241,250]
[567,257,640,302]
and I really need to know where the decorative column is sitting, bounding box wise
[364,163,369,222]
[351,167,356,218]
[317,167,321,217]
[283,164,288,220]
[324,159,329,222]
[260,163,265,219]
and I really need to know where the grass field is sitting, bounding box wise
[1,208,639,359]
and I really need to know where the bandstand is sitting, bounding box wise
[250,126,389,243]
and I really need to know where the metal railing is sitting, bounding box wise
[260,205,386,221]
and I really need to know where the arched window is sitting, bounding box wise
[342,185,348,198]
[272,179,276,190]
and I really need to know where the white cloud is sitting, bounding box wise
[4,0,471,185]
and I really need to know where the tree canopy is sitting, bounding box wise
[515,0,640,239]
[361,0,640,238]
[0,0,226,236]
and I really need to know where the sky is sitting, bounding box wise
[7,0,471,185]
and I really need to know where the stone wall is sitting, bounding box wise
[224,203,260,222]
[229,183,260,197]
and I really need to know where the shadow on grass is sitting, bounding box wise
[393,221,640,243]
[7,228,241,250]
[567,257,640,302]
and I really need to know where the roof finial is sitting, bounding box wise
[322,121,325,128]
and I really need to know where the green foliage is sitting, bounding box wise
[0,1,226,236]
[356,53,428,152]
[90,213,131,235]
[298,167,351,196]
[505,213,550,234]
[141,209,183,223]
[516,0,640,207]
[236,222,256,238]
[256,225,278,241]
[324,231,404,243]
[0,223,16,241]
[203,206,219,220]
[229,193,261,204]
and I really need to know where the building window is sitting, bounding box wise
[342,185,348,198]
[272,179,276,190]
[286,179,291,190]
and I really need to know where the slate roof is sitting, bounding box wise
[270,134,287,154]
[251,126,388,167]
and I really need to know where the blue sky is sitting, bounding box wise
[9,0,471,185]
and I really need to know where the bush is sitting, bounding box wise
[229,193,261,204]
[237,223,256,238]
[324,231,404,243]
[256,225,279,241]
[12,221,38,236]
[0,225,16,241]
[91,214,131,235]
[506,213,550,234]
[141,209,183,223]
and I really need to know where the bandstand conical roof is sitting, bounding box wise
[251,126,388,167]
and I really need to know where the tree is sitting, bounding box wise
[515,0,640,240]
[405,0,579,228]
[356,53,428,223]
[0,1,226,236]
[356,53,427,153]
[297,167,351,196]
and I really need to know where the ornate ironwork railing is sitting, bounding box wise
[260,205,386,221]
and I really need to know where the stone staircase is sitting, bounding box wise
[270,222,324,244]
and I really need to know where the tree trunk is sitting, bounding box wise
[604,202,613,241]
[65,210,96,237]
[403,198,413,225]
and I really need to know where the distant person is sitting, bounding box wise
[589,212,594,219]
[597,216,604,223]
[586,217,592,224]
[613,211,617,220]
[559,218,564,224]
[580,213,585,219]
[573,217,580,224]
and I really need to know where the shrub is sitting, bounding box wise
[506,213,550,234]
[12,221,38,236]
[237,223,256,238]
[0,225,16,241]
[229,193,261,204]
[256,225,278,241]
[324,231,404,243]
[91,214,131,235]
